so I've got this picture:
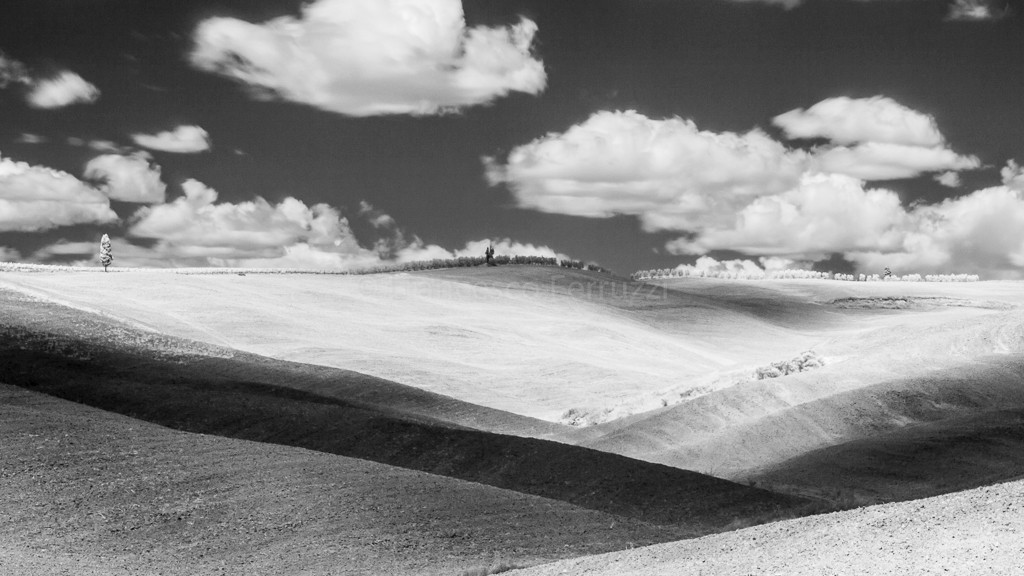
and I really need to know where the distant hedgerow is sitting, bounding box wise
[631,267,980,282]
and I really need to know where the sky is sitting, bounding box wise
[1,0,1023,277]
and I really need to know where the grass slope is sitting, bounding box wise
[0,384,678,576]
[0,288,806,532]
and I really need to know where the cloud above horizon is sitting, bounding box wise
[131,125,211,153]
[189,0,546,116]
[774,96,980,180]
[0,51,100,109]
[26,71,100,109]
[487,99,1019,276]
[127,179,374,265]
[0,154,118,232]
[84,153,167,204]
[772,96,945,147]
[667,174,1024,278]
[485,110,808,232]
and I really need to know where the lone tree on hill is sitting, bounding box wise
[485,243,496,266]
[99,234,113,272]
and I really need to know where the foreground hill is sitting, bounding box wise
[0,384,676,576]
[506,475,1024,576]
[0,287,806,533]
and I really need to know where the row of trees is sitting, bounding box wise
[632,267,981,282]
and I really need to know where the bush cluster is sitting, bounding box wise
[754,350,824,380]
[560,259,609,273]
[631,267,981,282]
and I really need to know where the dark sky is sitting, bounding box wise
[1,0,1023,275]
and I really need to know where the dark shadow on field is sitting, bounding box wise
[0,288,808,533]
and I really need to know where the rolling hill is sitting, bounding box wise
[4,264,1024,575]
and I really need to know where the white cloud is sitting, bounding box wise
[773,96,980,181]
[1001,160,1024,191]
[946,0,1002,20]
[812,142,980,181]
[127,179,379,267]
[667,174,1024,278]
[84,153,167,204]
[189,0,545,116]
[359,200,398,229]
[773,96,945,147]
[132,125,212,153]
[846,186,1024,277]
[0,246,22,262]
[26,71,100,109]
[488,104,976,238]
[935,171,962,188]
[0,153,118,232]
[667,172,910,258]
[113,183,567,269]
[486,110,808,232]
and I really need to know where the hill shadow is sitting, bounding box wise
[0,288,807,532]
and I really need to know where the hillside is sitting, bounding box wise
[0,267,827,422]
[574,277,1024,502]
[1,384,677,576]
[506,475,1024,576]
[0,286,806,532]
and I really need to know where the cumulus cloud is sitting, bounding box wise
[1001,160,1024,191]
[487,105,975,236]
[127,179,380,267]
[101,184,566,269]
[132,125,212,153]
[773,96,945,147]
[25,71,100,109]
[489,102,1020,276]
[935,171,962,188]
[359,200,398,229]
[486,110,808,232]
[84,153,167,204]
[774,96,979,181]
[812,142,980,180]
[0,153,118,231]
[668,174,1024,278]
[667,172,909,258]
[189,0,545,116]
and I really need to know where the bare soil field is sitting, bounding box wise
[1,281,814,575]
[506,475,1024,576]
[3,266,1023,575]
[0,287,804,528]
[0,384,676,576]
